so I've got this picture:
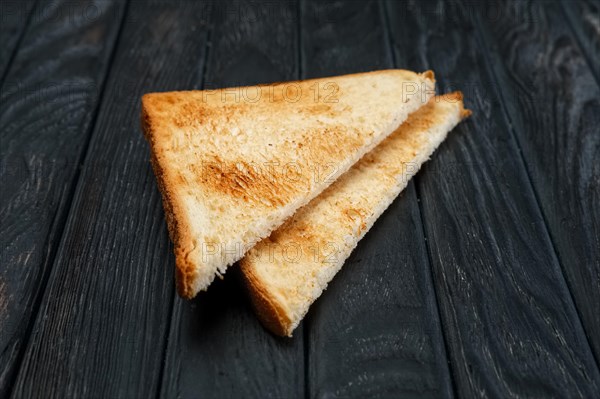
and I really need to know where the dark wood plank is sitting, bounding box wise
[387,0,600,396]
[475,0,600,366]
[9,1,213,397]
[0,0,37,81]
[561,0,599,81]
[302,1,453,397]
[0,0,126,396]
[159,2,305,398]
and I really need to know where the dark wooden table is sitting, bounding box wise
[1,0,599,397]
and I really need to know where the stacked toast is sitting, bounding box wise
[141,70,470,336]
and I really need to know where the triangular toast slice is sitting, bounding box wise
[240,93,471,336]
[141,70,435,298]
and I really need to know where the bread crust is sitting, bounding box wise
[141,101,197,298]
[240,260,293,336]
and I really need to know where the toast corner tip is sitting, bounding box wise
[175,273,195,300]
[461,106,473,119]
[140,92,156,107]
[175,254,200,300]
[450,90,464,101]
[437,91,472,119]
[422,70,436,82]
[450,91,473,119]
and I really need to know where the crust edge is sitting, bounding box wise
[239,259,294,337]
[141,95,197,299]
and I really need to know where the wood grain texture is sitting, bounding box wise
[474,0,600,366]
[9,1,212,397]
[387,0,600,396]
[0,0,126,396]
[159,2,305,398]
[302,1,453,397]
[561,0,600,81]
[1,0,597,397]
[0,0,37,81]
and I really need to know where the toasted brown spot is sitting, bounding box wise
[194,156,306,208]
[161,93,177,105]
[173,102,210,128]
[173,101,250,128]
[306,104,332,115]
[344,207,367,234]
[186,123,363,209]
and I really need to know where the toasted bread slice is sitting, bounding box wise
[141,70,435,298]
[240,93,471,336]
